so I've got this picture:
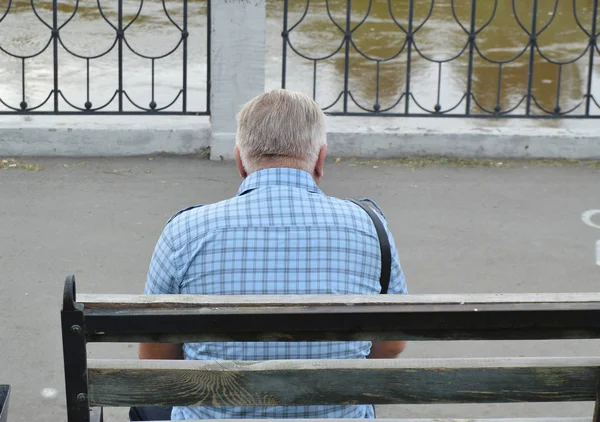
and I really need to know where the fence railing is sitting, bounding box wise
[281,0,600,118]
[3,0,600,119]
[0,0,209,115]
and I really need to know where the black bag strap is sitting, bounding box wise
[347,198,391,294]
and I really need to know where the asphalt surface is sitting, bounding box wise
[0,156,599,421]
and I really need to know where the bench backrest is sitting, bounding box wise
[61,275,600,421]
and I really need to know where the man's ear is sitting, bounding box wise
[235,146,248,179]
[314,145,327,182]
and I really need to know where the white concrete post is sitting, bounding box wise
[210,0,266,160]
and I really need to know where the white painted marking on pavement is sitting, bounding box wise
[582,210,600,229]
[582,210,600,266]
[41,388,58,399]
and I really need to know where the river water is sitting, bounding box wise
[1,0,599,127]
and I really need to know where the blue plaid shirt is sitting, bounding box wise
[145,168,407,420]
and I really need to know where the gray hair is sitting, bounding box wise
[236,89,327,174]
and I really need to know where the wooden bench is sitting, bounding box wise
[61,274,600,422]
[0,385,10,422]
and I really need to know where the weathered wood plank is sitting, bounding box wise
[82,298,600,342]
[153,419,592,422]
[87,357,600,407]
[153,419,591,422]
[79,293,600,308]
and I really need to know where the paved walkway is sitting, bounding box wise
[1,156,599,421]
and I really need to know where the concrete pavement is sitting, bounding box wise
[0,156,599,421]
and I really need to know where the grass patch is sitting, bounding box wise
[0,158,44,171]
[346,157,600,169]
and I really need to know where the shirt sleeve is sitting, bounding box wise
[145,223,181,295]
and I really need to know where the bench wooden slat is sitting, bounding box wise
[155,419,592,422]
[79,293,600,308]
[87,357,600,407]
[80,294,600,342]
[154,419,592,422]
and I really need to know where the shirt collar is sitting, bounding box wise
[237,168,323,196]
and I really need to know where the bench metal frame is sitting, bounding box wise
[0,385,10,422]
[61,275,600,421]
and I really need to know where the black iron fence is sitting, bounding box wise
[5,0,600,118]
[0,0,209,114]
[281,0,600,118]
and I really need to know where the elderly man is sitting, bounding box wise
[139,89,407,420]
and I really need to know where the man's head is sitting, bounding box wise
[235,89,327,183]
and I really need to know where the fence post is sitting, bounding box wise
[209,0,266,161]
